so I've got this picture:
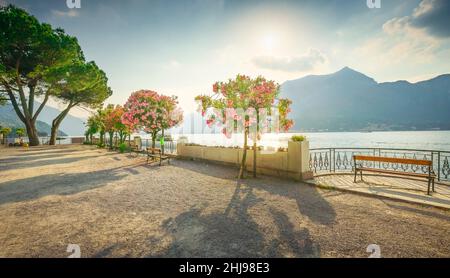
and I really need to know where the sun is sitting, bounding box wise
[261,33,278,52]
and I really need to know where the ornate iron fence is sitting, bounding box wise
[141,139,177,154]
[309,148,450,182]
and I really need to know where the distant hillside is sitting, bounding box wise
[280,67,450,132]
[32,101,86,136]
[0,102,88,136]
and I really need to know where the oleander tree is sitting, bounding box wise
[158,95,184,153]
[85,115,100,144]
[103,104,128,149]
[103,104,116,149]
[195,74,293,179]
[85,109,106,146]
[112,105,129,145]
[122,90,183,151]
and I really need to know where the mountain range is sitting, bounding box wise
[1,67,449,136]
[280,67,450,132]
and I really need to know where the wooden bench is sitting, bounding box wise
[353,155,436,195]
[146,147,171,166]
[128,142,143,157]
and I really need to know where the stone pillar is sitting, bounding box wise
[134,136,142,150]
[176,142,185,155]
[288,140,313,181]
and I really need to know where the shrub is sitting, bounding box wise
[118,143,127,153]
[291,135,306,142]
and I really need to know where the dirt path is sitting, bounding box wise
[0,145,449,257]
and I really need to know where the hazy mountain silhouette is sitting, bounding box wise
[280,67,450,131]
[0,102,86,136]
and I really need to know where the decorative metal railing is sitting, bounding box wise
[309,148,450,182]
[141,139,177,154]
[101,137,178,154]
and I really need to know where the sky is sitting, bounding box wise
[2,0,450,117]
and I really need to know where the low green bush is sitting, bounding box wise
[291,135,306,142]
[118,143,127,153]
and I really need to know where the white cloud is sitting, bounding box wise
[354,0,448,76]
[51,9,80,18]
[163,60,181,70]
[251,49,327,72]
[413,0,435,17]
[383,0,450,38]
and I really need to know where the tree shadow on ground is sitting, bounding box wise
[142,205,319,257]
[134,178,321,258]
[243,179,336,226]
[266,207,320,257]
[173,160,336,226]
[0,151,91,163]
[0,165,132,205]
[1,149,85,160]
[18,148,88,156]
[0,155,99,170]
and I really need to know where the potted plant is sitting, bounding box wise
[289,135,308,151]
[1,127,12,145]
[288,135,313,180]
[15,128,25,146]
[291,135,306,142]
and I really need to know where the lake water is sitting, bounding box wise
[167,131,450,151]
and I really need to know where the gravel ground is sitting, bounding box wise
[0,145,449,258]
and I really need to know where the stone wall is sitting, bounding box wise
[177,141,312,181]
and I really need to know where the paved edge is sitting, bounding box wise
[304,178,450,211]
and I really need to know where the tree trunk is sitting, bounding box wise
[49,104,73,145]
[161,129,165,154]
[100,131,105,146]
[152,133,156,150]
[238,128,249,179]
[118,131,123,144]
[253,110,260,178]
[3,80,51,147]
[49,122,59,145]
[108,132,114,149]
[25,120,40,146]
[128,134,131,153]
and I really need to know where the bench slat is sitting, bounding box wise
[356,167,435,178]
[353,155,432,166]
